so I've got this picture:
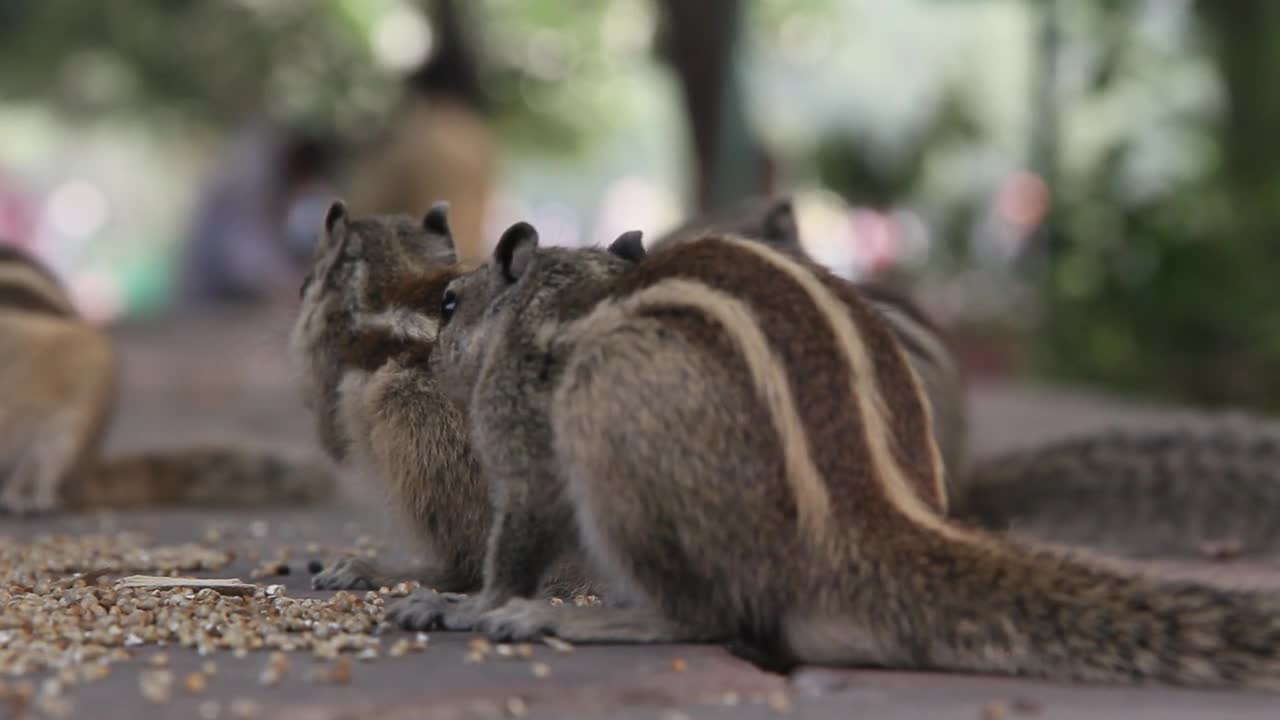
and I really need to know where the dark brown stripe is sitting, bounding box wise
[339,327,433,372]
[823,276,943,512]
[335,267,459,373]
[0,244,73,317]
[0,280,74,318]
[0,244,66,288]
[603,237,898,526]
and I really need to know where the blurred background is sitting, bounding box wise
[1,0,1277,413]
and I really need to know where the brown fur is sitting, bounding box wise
[289,203,597,595]
[654,195,1280,556]
[957,416,1280,556]
[393,224,1280,691]
[651,197,966,502]
[0,245,334,514]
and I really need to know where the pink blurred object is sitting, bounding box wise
[850,208,903,276]
[0,172,38,248]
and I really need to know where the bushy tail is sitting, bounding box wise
[903,531,1280,689]
[951,416,1280,557]
[65,445,337,510]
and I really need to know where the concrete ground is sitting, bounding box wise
[5,303,1280,719]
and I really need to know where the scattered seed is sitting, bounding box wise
[672,658,688,672]
[505,697,528,717]
[139,669,174,704]
[230,697,261,719]
[321,656,353,685]
[1011,698,1042,715]
[35,693,75,719]
[766,690,792,714]
[982,701,1007,720]
[198,699,223,720]
[184,672,208,694]
[0,533,383,684]
[531,662,551,678]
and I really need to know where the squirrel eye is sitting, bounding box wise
[441,290,458,323]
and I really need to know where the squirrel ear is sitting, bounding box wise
[761,197,799,250]
[494,221,539,284]
[324,199,347,234]
[607,230,646,263]
[423,201,451,236]
[423,202,457,264]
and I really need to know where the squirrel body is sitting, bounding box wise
[390,223,1280,690]
[654,196,1280,555]
[0,245,334,514]
[290,203,608,594]
[292,195,1280,600]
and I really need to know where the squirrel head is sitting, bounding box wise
[291,198,463,460]
[432,222,640,406]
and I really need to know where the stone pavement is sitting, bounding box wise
[2,304,1278,719]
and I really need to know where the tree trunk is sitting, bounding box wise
[654,0,765,212]
[1196,0,1280,200]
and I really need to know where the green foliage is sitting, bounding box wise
[0,1,391,136]
[0,0,661,155]
[1036,158,1280,409]
[1030,0,1280,411]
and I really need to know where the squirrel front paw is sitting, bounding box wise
[386,588,477,631]
[312,557,382,590]
[475,598,558,642]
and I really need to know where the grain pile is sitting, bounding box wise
[0,531,427,714]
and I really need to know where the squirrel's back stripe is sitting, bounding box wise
[599,235,933,537]
[723,238,948,519]
[0,247,76,319]
[608,277,832,540]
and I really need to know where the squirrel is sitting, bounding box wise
[388,221,1280,690]
[653,195,1280,557]
[289,201,645,594]
[0,244,334,514]
[294,196,1280,593]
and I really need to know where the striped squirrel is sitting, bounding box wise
[657,195,1280,557]
[289,202,644,593]
[389,221,1280,690]
[295,197,1280,592]
[0,245,334,514]
[653,196,970,499]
